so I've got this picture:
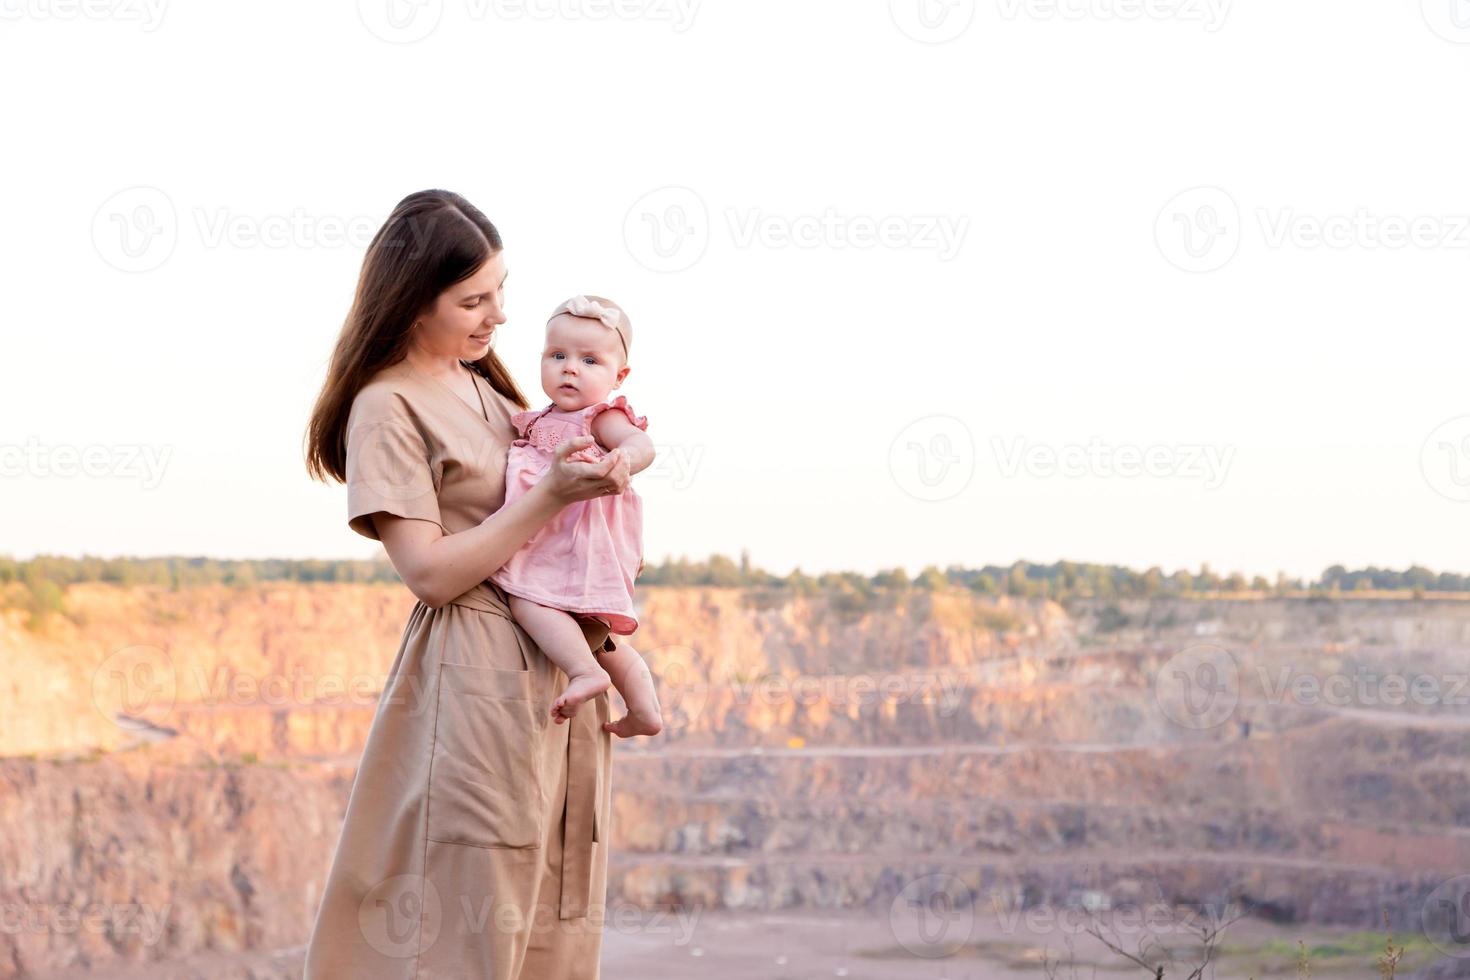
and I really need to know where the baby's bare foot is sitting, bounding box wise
[602,706,663,739]
[552,669,611,724]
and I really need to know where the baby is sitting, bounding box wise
[489,295,664,738]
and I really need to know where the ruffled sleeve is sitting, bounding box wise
[509,409,543,440]
[584,395,648,432]
[344,388,444,541]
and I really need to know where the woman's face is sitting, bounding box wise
[412,252,508,362]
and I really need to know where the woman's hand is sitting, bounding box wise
[371,437,633,608]
[540,435,631,505]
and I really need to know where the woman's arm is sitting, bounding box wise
[376,435,631,608]
[590,410,655,475]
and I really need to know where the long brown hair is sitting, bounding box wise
[304,189,530,483]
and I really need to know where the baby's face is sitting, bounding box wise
[540,312,628,412]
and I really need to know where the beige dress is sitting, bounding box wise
[303,358,617,980]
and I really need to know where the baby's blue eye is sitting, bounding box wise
[583,357,597,365]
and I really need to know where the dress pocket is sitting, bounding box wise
[427,661,546,849]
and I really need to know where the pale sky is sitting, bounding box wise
[2,0,1469,582]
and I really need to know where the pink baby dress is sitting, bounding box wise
[488,395,648,635]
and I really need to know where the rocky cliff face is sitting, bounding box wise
[2,585,1468,977]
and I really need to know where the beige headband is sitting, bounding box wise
[548,295,629,361]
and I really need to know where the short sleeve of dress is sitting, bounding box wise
[584,395,648,432]
[344,389,444,542]
[509,408,544,440]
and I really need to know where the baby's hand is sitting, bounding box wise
[566,446,603,464]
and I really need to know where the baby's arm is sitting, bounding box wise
[590,409,655,476]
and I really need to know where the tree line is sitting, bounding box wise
[1,552,1466,601]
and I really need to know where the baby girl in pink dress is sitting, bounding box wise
[489,295,663,738]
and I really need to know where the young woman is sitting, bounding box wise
[302,189,630,978]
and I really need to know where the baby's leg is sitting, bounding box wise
[598,639,664,739]
[507,595,611,723]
